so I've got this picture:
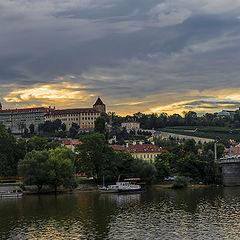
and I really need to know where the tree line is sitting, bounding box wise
[106,109,240,130]
[0,115,226,192]
[154,138,225,184]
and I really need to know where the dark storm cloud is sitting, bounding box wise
[1,0,240,113]
[179,100,240,110]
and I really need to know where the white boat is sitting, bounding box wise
[0,191,23,198]
[99,178,143,193]
[99,185,119,193]
[115,181,142,192]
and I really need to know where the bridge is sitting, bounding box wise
[220,157,240,186]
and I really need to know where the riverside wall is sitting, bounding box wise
[221,159,240,186]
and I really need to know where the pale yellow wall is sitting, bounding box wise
[45,112,100,130]
[121,122,140,131]
[131,152,160,161]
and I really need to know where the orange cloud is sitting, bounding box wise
[3,84,240,116]
[3,83,94,103]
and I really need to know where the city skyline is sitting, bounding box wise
[1,0,240,116]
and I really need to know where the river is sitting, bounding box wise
[0,186,240,239]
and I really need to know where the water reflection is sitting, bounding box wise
[0,187,240,239]
[100,193,141,206]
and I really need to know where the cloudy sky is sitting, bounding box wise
[1,0,240,115]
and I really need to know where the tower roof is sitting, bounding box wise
[93,97,105,106]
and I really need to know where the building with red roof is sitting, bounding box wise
[112,144,162,161]
[0,97,106,133]
[121,119,140,132]
[0,105,50,134]
[62,138,82,151]
[45,97,106,131]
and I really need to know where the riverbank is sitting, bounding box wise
[152,183,208,189]
[0,182,211,195]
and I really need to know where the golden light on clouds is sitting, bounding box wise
[113,101,145,106]
[3,83,94,103]
[148,88,240,115]
[2,84,240,116]
[150,100,193,114]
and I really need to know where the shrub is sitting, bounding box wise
[172,176,188,188]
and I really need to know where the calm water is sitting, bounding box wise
[1,187,240,239]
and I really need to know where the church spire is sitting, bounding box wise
[93,97,106,113]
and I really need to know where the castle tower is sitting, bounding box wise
[93,97,106,113]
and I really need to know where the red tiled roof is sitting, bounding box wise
[112,145,127,151]
[0,107,49,113]
[62,139,71,145]
[71,140,82,146]
[47,108,99,115]
[93,97,105,106]
[112,144,162,153]
[62,138,82,146]
[128,144,162,153]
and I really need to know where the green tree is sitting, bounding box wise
[76,133,109,180]
[203,142,225,159]
[172,176,188,188]
[69,123,80,138]
[47,148,77,193]
[0,123,21,176]
[154,151,171,180]
[18,150,49,192]
[94,116,108,140]
[24,127,29,137]
[176,153,204,179]
[46,141,61,150]
[29,124,35,134]
[183,139,198,154]
[132,159,157,183]
[15,138,27,161]
[183,111,198,126]
[114,151,135,180]
[61,123,66,132]
[27,136,48,152]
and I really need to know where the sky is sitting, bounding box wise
[1,0,240,116]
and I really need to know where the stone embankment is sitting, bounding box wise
[221,158,240,186]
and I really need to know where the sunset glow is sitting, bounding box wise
[1,0,240,115]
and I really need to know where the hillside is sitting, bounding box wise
[161,126,240,142]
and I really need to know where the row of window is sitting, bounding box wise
[48,113,99,117]
[60,117,97,121]
[134,154,157,159]
[68,123,93,126]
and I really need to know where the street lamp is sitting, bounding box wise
[214,141,218,162]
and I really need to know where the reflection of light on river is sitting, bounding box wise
[2,188,240,239]
[100,193,141,206]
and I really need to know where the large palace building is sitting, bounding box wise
[45,97,105,131]
[0,97,106,133]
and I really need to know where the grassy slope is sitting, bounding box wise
[161,126,240,141]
